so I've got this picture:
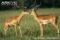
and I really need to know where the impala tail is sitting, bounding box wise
[55,16,58,24]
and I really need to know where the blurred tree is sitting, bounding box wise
[0,0,60,10]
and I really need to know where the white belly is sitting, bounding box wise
[40,20,49,24]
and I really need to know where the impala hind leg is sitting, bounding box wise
[19,26,22,37]
[51,22,60,36]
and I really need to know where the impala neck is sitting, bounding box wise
[17,11,25,21]
[31,8,37,18]
[31,8,40,23]
[18,10,29,21]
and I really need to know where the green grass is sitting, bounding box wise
[0,8,60,40]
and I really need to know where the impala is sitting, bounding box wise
[30,8,59,37]
[3,10,29,37]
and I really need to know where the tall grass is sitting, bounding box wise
[0,8,60,40]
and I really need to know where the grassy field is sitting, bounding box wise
[0,8,60,40]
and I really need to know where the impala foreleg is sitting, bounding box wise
[35,18,44,37]
[4,25,8,35]
[39,24,44,37]
[14,25,17,37]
